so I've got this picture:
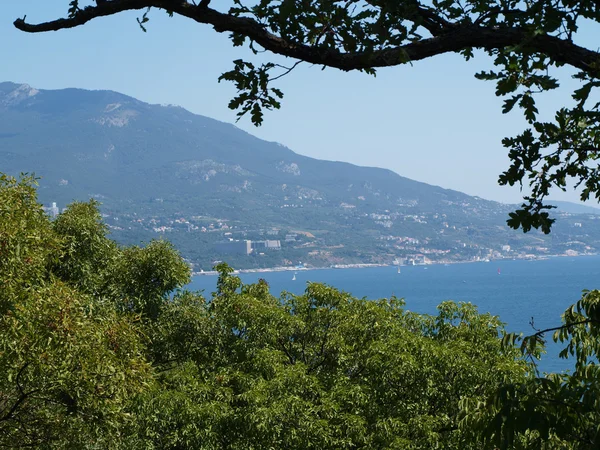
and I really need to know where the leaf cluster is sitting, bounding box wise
[465,290,600,449]
[0,174,189,447]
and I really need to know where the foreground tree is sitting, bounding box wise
[5,175,600,448]
[462,290,600,449]
[13,0,600,231]
[0,175,187,447]
[125,266,529,449]
[1,175,535,448]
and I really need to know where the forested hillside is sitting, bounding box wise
[2,83,599,269]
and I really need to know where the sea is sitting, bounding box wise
[187,255,600,374]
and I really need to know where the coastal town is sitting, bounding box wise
[44,199,600,273]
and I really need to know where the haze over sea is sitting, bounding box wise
[188,255,600,373]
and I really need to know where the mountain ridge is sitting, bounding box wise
[0,82,481,209]
[0,81,494,203]
[1,81,598,269]
[549,200,600,215]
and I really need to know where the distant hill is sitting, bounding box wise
[0,82,473,212]
[1,82,599,269]
[549,200,600,215]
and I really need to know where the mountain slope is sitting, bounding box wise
[549,200,600,215]
[1,82,598,269]
[0,82,473,210]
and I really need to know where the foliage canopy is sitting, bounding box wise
[0,176,585,449]
[3,174,600,448]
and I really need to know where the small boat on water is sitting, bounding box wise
[397,266,401,274]
[292,272,297,281]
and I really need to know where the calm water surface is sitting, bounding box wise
[188,255,600,373]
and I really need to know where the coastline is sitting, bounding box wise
[192,263,388,276]
[191,252,598,277]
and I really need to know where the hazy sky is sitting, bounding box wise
[1,2,596,204]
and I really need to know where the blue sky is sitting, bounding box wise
[1,2,595,204]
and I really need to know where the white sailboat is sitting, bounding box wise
[397,266,401,274]
[292,272,297,281]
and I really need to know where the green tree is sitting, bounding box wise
[12,0,600,231]
[107,240,191,320]
[0,174,60,315]
[9,174,599,449]
[0,175,188,447]
[0,282,151,448]
[462,290,600,449]
[126,266,529,449]
[50,200,119,295]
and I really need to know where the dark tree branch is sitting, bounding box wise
[269,61,302,82]
[0,363,35,423]
[530,319,600,339]
[13,1,600,76]
[411,2,458,36]
[277,337,296,365]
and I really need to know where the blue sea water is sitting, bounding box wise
[187,255,600,373]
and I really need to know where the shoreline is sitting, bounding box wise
[191,252,598,276]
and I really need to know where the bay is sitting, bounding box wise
[187,255,600,373]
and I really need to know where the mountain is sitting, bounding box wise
[0,82,471,210]
[549,200,600,215]
[1,82,598,270]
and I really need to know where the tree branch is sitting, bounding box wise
[277,337,296,365]
[0,363,35,423]
[13,1,600,76]
[530,319,600,339]
[411,2,458,36]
